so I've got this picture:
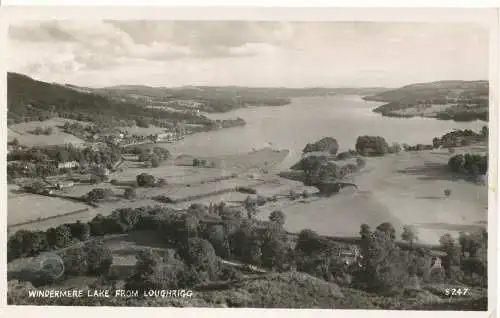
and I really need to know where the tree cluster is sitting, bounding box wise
[355,136,390,156]
[448,153,488,176]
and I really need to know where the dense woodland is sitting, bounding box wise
[7,73,213,127]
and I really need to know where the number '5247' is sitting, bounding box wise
[444,288,470,296]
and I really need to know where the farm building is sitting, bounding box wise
[58,161,80,169]
[155,132,179,143]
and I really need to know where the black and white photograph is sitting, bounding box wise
[3,8,496,312]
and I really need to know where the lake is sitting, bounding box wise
[169,95,485,168]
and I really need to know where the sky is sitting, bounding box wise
[7,21,489,88]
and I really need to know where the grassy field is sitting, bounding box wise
[7,194,88,226]
[122,125,167,136]
[8,118,87,147]
[112,162,235,184]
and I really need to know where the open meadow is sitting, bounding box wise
[7,194,88,226]
[8,117,87,147]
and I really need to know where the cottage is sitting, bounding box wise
[155,132,177,143]
[431,257,442,269]
[58,161,80,170]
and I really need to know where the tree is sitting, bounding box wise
[85,241,113,275]
[24,180,46,194]
[444,189,452,197]
[302,137,339,155]
[439,234,461,275]
[401,225,418,246]
[7,230,47,260]
[63,246,88,276]
[481,125,488,137]
[180,238,219,283]
[460,257,487,283]
[359,229,409,292]
[124,187,137,200]
[230,221,262,264]
[9,138,20,147]
[269,209,286,227]
[54,225,72,248]
[355,136,389,156]
[33,126,44,135]
[150,155,160,168]
[295,229,326,255]
[125,249,162,291]
[244,196,258,219]
[136,173,155,187]
[206,224,230,258]
[360,224,372,241]
[458,231,484,258]
[432,137,441,149]
[260,224,289,271]
[448,154,465,173]
[69,221,90,241]
[376,222,396,241]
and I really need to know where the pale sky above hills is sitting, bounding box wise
[7,21,489,88]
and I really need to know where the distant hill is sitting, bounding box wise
[364,80,488,103]
[7,72,212,126]
[363,80,488,122]
[77,85,390,113]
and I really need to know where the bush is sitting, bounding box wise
[235,186,257,195]
[269,210,286,226]
[356,158,366,169]
[444,189,451,197]
[124,187,137,200]
[32,126,53,135]
[153,195,174,203]
[136,173,156,187]
[83,188,113,203]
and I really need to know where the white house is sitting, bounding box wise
[55,181,74,190]
[58,161,80,169]
[156,132,177,143]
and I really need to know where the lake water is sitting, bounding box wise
[169,95,486,168]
